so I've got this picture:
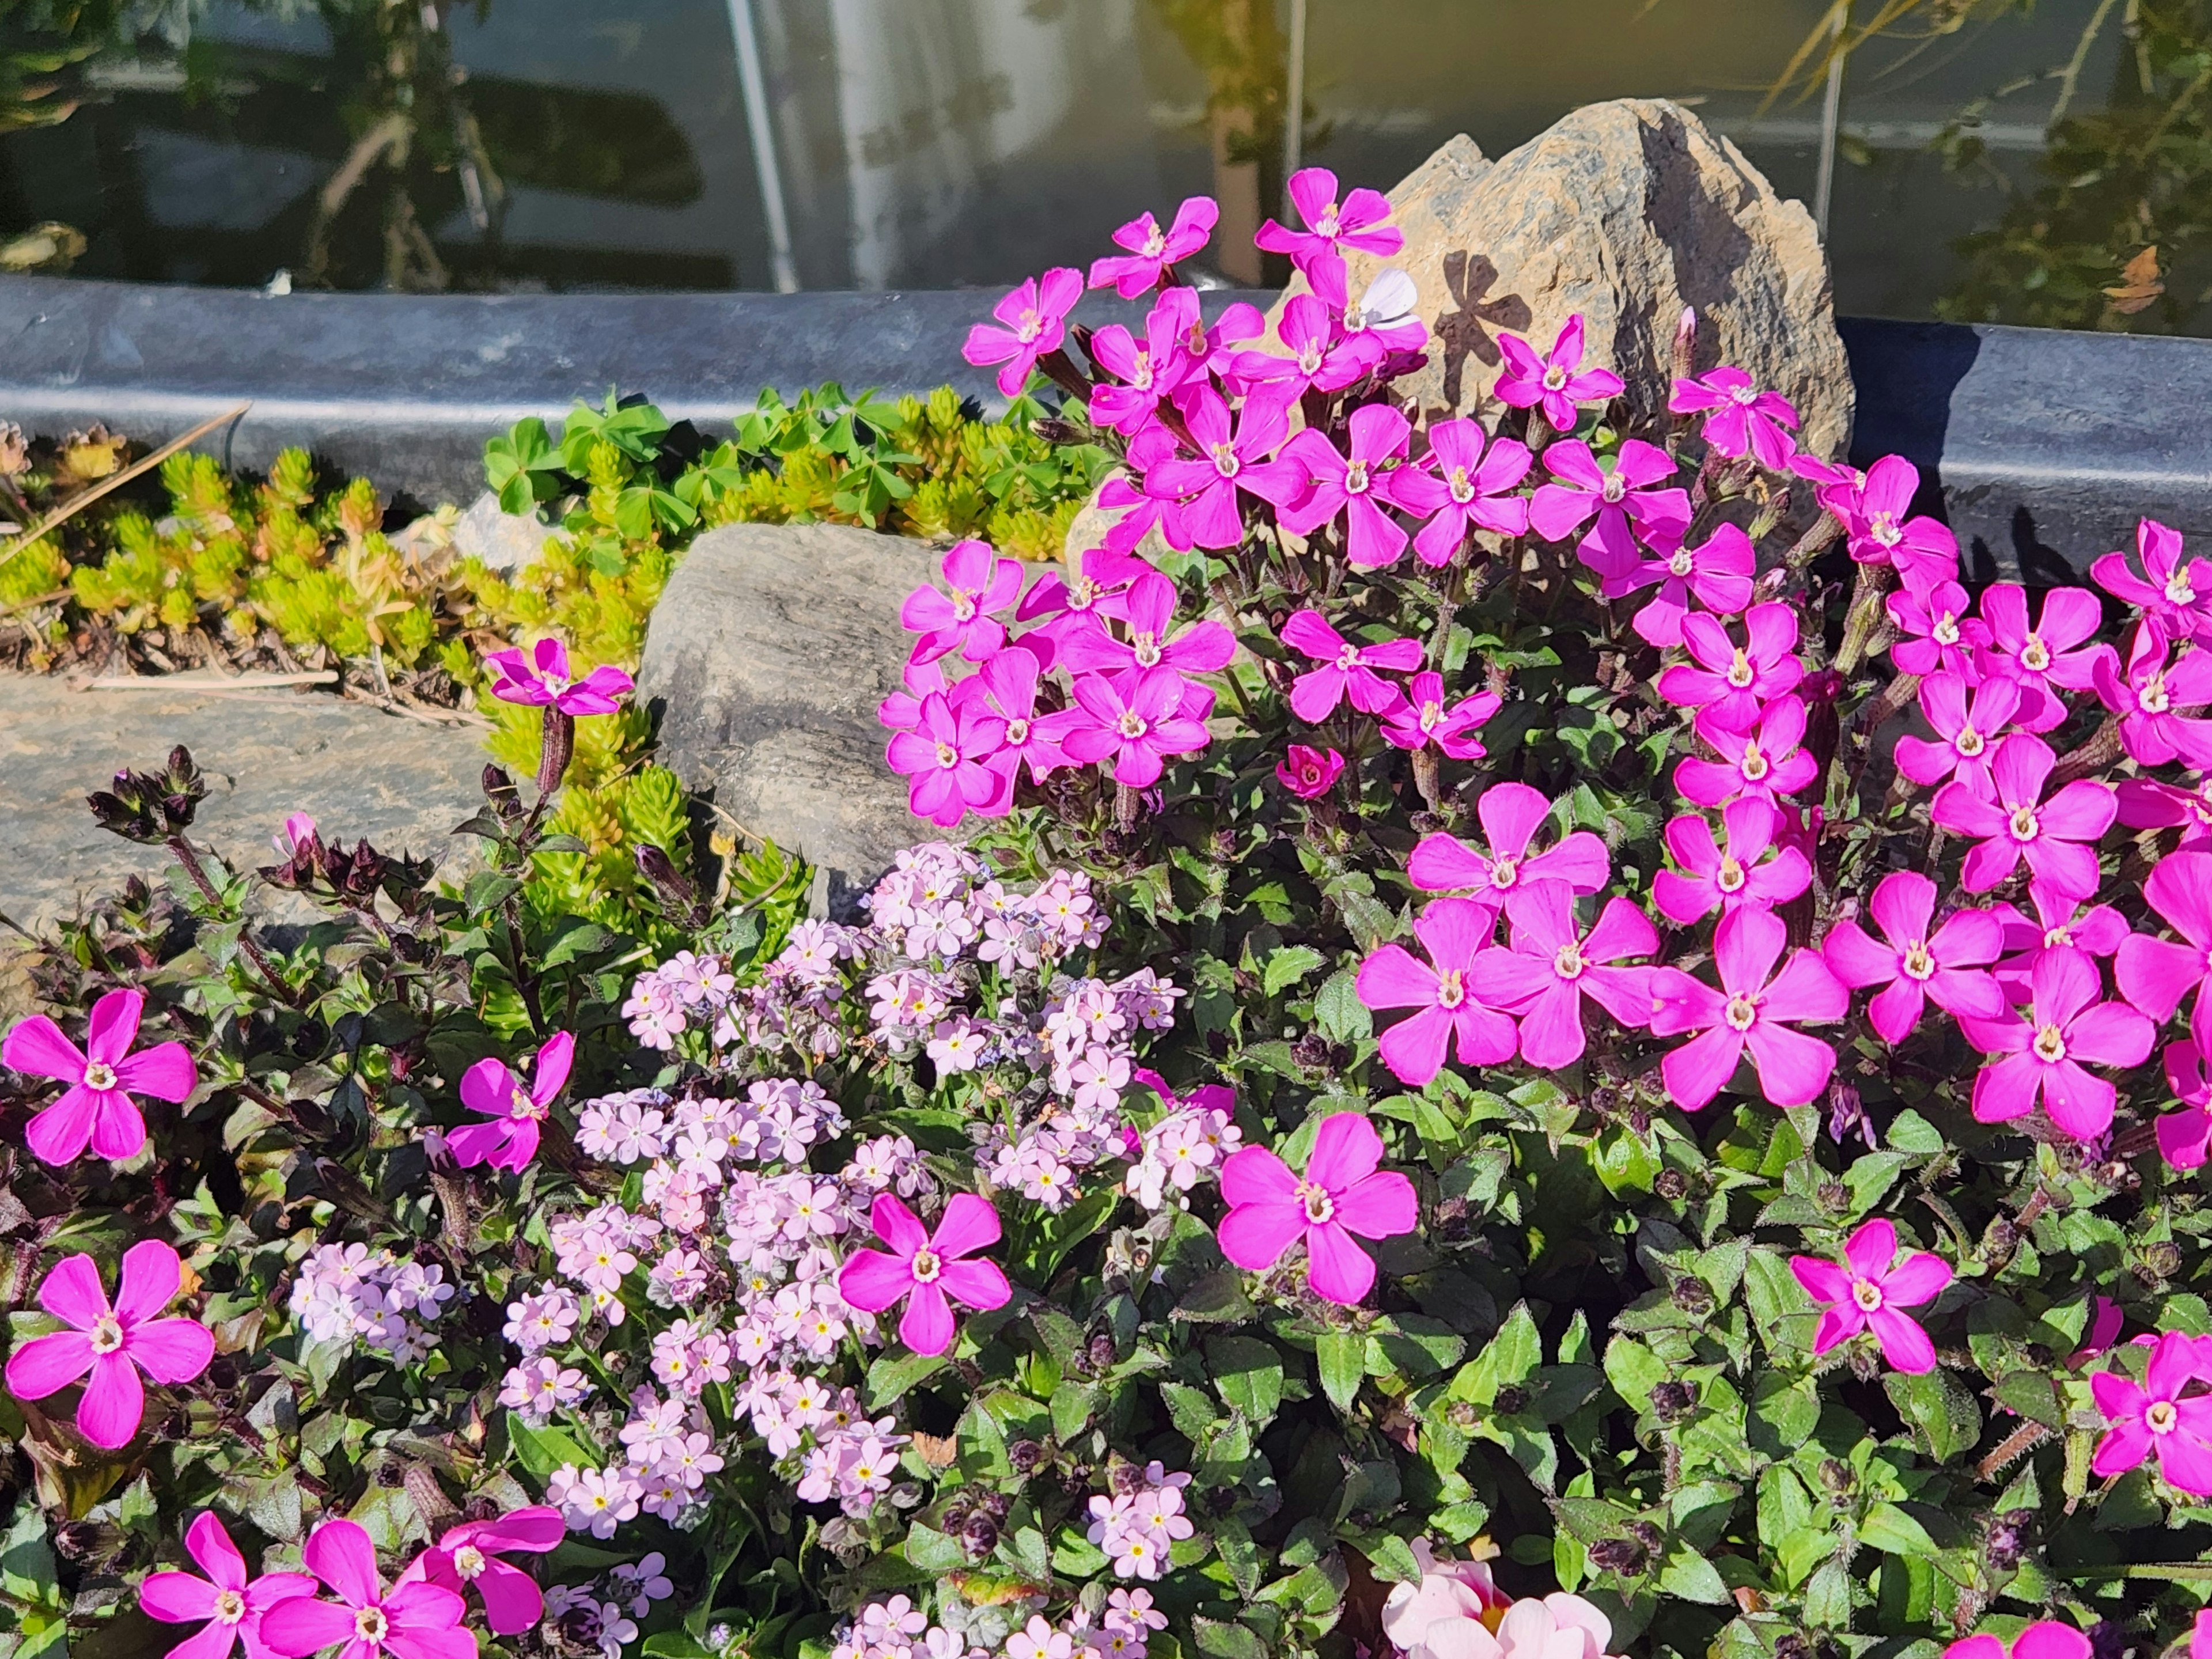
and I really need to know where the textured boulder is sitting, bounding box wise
[1279,100,1852,462]
[637,523,938,908]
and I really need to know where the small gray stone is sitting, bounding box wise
[451,490,552,574]
[638,522,945,910]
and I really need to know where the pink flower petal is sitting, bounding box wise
[25,1089,99,1165]
[39,1253,111,1328]
[1304,1221,1378,1305]
[84,988,145,1067]
[836,1249,916,1315]
[1331,1171,1417,1241]
[897,1282,957,1357]
[1305,1112,1383,1193]
[260,1601,362,1659]
[1217,1200,1305,1273]
[1866,1305,1937,1374]
[127,1317,215,1385]
[304,1519,384,1608]
[139,1570,221,1624]
[186,1512,251,1591]
[927,1193,1002,1262]
[937,1258,1011,1313]
[5,1330,95,1399]
[1219,1145,1297,1209]
[2,1014,85,1082]
[77,1349,146,1448]
[113,1239,182,1325]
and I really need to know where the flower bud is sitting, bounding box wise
[1650,1381,1695,1422]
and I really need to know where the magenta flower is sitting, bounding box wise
[1253,167,1403,272]
[142,1513,316,1659]
[5,1240,214,1448]
[1086,290,1198,437]
[1216,1113,1416,1305]
[262,1521,472,1659]
[1407,782,1609,910]
[1147,385,1305,549]
[483,637,634,716]
[1675,696,1819,810]
[2090,517,2212,641]
[1089,198,1216,296]
[901,539,1025,666]
[5,987,195,1165]
[1930,733,2114,898]
[1789,1218,1952,1374]
[1841,456,1959,589]
[1894,672,2021,795]
[396,1508,563,1636]
[1886,578,1986,681]
[1527,439,1690,579]
[2094,620,2212,768]
[2089,1330,2212,1495]
[1380,674,1500,759]
[1493,317,1623,434]
[2120,775,2212,850]
[1279,611,1422,721]
[1231,294,1386,400]
[1656,602,1804,732]
[1281,404,1420,568]
[887,690,1006,826]
[1652,798,1810,925]
[963,268,1082,397]
[975,645,1065,796]
[1611,522,1756,648]
[1821,871,2006,1043]
[1356,898,1517,1085]
[1467,887,1657,1067]
[449,1031,573,1173]
[1975,586,2107,734]
[2160,999,2212,1168]
[1960,949,2154,1141]
[836,1192,1010,1356]
[1649,907,1847,1111]
[1018,543,1152,637]
[1057,571,1233,677]
[1946,1627,2093,1659]
[1308,256,1427,355]
[1989,882,2131,1003]
[1392,419,1531,567]
[1054,666,1211,788]
[1276,744,1345,800]
[1669,366,1800,470]
[2116,849,2212,1022]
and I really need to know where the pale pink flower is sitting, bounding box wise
[1378,1543,1511,1659]
[1217,1112,1415,1305]
[5,1239,214,1448]
[4,987,196,1165]
[1790,1218,1953,1374]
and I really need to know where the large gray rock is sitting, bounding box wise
[638,523,937,908]
[1281,100,1853,461]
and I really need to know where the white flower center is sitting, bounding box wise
[1297,343,1323,374]
[1449,467,1475,504]
[1297,1181,1335,1224]
[1726,650,1755,689]
[1016,309,1043,344]
[1740,744,1770,783]
[1668,548,1694,578]
[1335,644,1361,671]
[1491,857,1518,889]
[1132,634,1162,668]
[1955,726,1984,758]
[1345,460,1372,495]
[1435,968,1466,1010]
[2151,1399,2180,1434]
[1601,474,1626,503]
[1005,718,1031,745]
[1552,942,1587,980]
[2022,637,2051,672]
[1901,941,1936,981]
[1542,365,1568,391]
[2169,569,2198,606]
[213,1590,247,1625]
[1933,613,1960,646]
[1724,994,1759,1032]
[1142,227,1166,257]
[1116,710,1149,740]
[1851,1279,1884,1313]
[910,1248,942,1285]
[453,1546,487,1581]
[934,741,960,770]
[1211,442,1241,479]
[1420,700,1444,733]
[2009,805,2040,843]
[89,1314,126,1355]
[2033,1023,2067,1063]
[1869,511,1902,548]
[509,1085,546,1122]
[1730,383,1760,407]
[82,1060,118,1091]
[2143,675,2172,714]
[1716,855,1746,893]
[354,1608,389,1645]
[950,593,976,622]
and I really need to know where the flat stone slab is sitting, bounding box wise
[0,676,488,933]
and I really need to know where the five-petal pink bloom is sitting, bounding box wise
[6,1239,215,1448]
[2089,1330,2212,1495]
[1790,1218,1953,1374]
[1649,908,1847,1111]
[448,1031,574,1173]
[262,1518,475,1659]
[142,1512,316,1659]
[396,1508,563,1635]
[483,637,634,716]
[5,987,196,1165]
[1217,1112,1416,1305]
[837,1193,1012,1357]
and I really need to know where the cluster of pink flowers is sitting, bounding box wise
[289,1243,457,1365]
[1084,1464,1196,1582]
[1381,1542,1620,1659]
[830,1588,1168,1659]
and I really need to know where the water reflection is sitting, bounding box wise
[0,0,2197,334]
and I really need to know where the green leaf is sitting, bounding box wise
[1314,967,1372,1042]
[1317,1330,1364,1414]
[1190,1618,1267,1659]
[1174,1271,1256,1325]
[903,1524,966,1574]
[1860,1501,1938,1557]
[507,1418,591,1482]
[866,1349,947,1410]
[1883,1369,1982,1464]
[1263,945,1324,998]
[1658,1546,1732,1604]
[1209,1334,1286,1424]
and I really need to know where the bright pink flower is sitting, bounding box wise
[396,1509,563,1636]
[1975,585,2108,736]
[1467,887,1657,1067]
[1276,744,1345,800]
[142,1512,316,1659]
[1656,601,1803,731]
[1527,439,1689,579]
[483,637,633,717]
[972,645,1063,799]
[2119,772,2212,851]
[1279,611,1422,721]
[1086,290,1198,436]
[1057,571,1233,677]
[963,268,1082,397]
[2089,1330,2212,1494]
[1392,419,1531,567]
[1945,1626,2092,1659]
[1894,672,2020,795]
[1610,522,1756,648]
[1089,198,1216,297]
[887,691,1005,826]
[1099,431,1196,560]
[261,1521,471,1659]
[1840,456,1957,589]
[901,539,1025,666]
[1407,782,1608,911]
[449,1031,573,1173]
[1380,674,1500,759]
[2196,1612,2212,1659]
[1253,168,1403,272]
[1790,1217,1953,1374]
[1961,948,2154,1140]
[1018,544,1151,640]
[1231,293,1385,400]
[2159,997,2212,1168]
[5,987,195,1165]
[1675,696,1819,809]
[1216,1113,1416,1305]
[1668,365,1800,470]
[2116,850,2212,1022]
[1791,452,1869,521]
[1649,907,1847,1111]
[2090,518,2212,641]
[1494,317,1623,434]
[1281,404,1420,568]
[1652,798,1810,925]
[1148,385,1305,549]
[1989,882,2131,1002]
[1930,733,2114,898]
[1308,256,1427,356]
[1055,666,1211,788]
[1821,872,2006,1043]
[1886,578,1987,680]
[5,1240,214,1448]
[2094,620,2212,767]
[836,1193,1010,1356]
[1357,898,1517,1085]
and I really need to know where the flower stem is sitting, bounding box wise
[1831,562,1892,677]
